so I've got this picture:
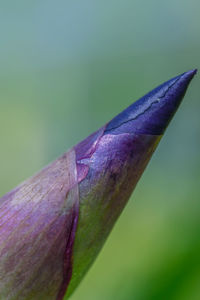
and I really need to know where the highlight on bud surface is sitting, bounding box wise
[0,69,197,299]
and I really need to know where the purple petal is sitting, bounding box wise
[105,69,197,135]
[0,151,79,300]
[67,70,197,297]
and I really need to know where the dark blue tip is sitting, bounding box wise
[105,69,197,135]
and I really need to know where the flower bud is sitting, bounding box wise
[0,70,196,299]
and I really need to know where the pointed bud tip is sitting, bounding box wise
[105,69,197,136]
[179,69,197,85]
[183,68,197,77]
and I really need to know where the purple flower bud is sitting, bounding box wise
[0,70,197,299]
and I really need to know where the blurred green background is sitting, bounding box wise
[0,1,200,299]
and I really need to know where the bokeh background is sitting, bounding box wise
[0,1,200,299]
